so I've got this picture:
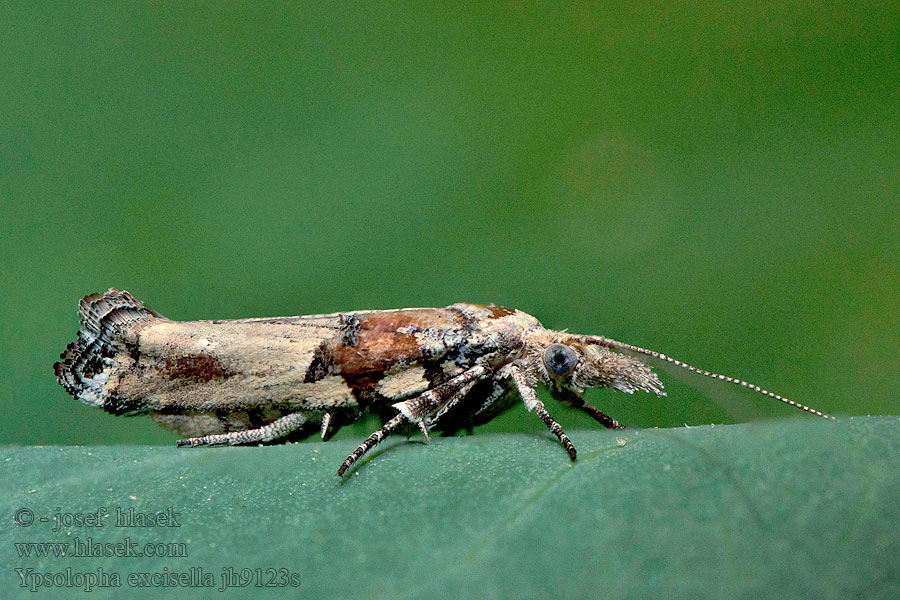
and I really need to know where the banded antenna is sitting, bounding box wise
[575,335,834,419]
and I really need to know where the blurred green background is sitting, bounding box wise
[1,2,897,445]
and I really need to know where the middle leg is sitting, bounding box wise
[338,364,492,475]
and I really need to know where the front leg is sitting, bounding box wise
[550,386,625,429]
[503,364,577,460]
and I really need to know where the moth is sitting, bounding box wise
[55,289,832,475]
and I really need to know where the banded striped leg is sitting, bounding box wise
[393,364,490,427]
[177,412,308,447]
[337,414,407,476]
[320,413,333,440]
[507,365,577,460]
[551,387,625,429]
[338,365,492,476]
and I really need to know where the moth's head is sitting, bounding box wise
[530,334,665,396]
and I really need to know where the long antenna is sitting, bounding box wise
[576,335,834,420]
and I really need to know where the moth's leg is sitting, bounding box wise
[176,412,308,447]
[440,378,509,436]
[392,364,491,430]
[321,408,362,442]
[550,387,625,429]
[505,365,577,460]
[320,412,332,440]
[473,378,511,417]
[338,364,491,476]
[337,413,407,476]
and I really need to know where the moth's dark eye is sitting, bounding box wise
[542,344,578,377]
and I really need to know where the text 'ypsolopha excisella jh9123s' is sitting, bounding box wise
[55,289,832,475]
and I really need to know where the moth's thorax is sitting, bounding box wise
[442,303,542,362]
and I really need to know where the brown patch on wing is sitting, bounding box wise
[483,305,515,318]
[332,309,462,395]
[159,353,233,383]
[449,303,516,320]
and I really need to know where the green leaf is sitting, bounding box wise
[3,416,899,599]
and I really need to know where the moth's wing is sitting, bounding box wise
[114,313,363,415]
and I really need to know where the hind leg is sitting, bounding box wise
[177,412,308,446]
